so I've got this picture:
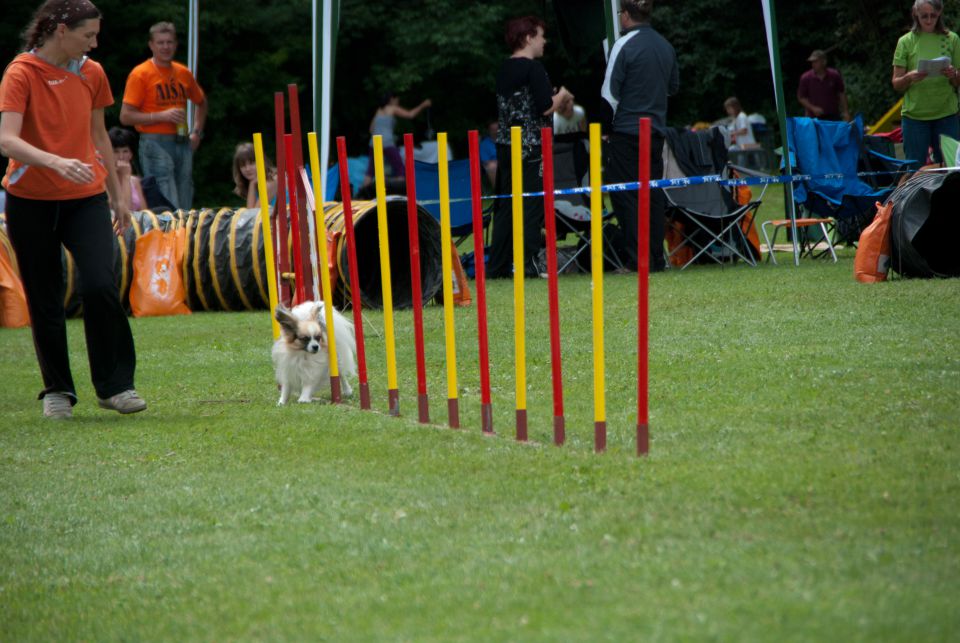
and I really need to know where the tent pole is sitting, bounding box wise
[761,0,800,265]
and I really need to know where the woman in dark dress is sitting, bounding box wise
[487,16,572,278]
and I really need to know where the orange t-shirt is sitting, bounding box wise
[0,53,112,200]
[122,59,205,135]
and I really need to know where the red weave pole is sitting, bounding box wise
[404,134,430,424]
[540,127,565,446]
[284,134,306,305]
[637,117,651,456]
[287,84,317,300]
[273,92,290,306]
[336,137,370,410]
[467,130,494,435]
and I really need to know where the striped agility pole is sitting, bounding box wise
[307,132,342,403]
[283,133,307,305]
[438,132,460,428]
[510,126,528,442]
[252,133,280,341]
[637,118,651,456]
[467,130,494,435]
[335,136,371,410]
[540,127,565,446]
[373,135,400,416]
[403,134,430,424]
[589,123,606,453]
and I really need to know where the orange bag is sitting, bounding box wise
[130,228,191,316]
[854,202,893,283]
[0,240,29,328]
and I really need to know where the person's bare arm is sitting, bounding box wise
[119,102,185,127]
[839,92,851,121]
[797,95,824,117]
[544,87,573,116]
[892,65,928,92]
[91,107,131,233]
[391,99,432,119]
[0,111,94,182]
[189,98,208,151]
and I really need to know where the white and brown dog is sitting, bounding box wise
[272,301,357,405]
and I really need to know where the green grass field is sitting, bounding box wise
[2,252,958,640]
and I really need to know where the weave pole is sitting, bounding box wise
[287,84,319,300]
[467,131,494,434]
[373,135,400,415]
[589,123,606,453]
[510,126,527,442]
[336,136,371,410]
[283,134,307,304]
[273,93,291,306]
[540,127,565,446]
[438,132,460,428]
[403,134,430,423]
[307,132,342,403]
[637,118,651,456]
[253,133,280,340]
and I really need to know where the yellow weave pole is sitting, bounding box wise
[307,132,342,403]
[437,132,460,428]
[589,123,606,452]
[374,135,400,415]
[253,133,280,340]
[511,126,527,442]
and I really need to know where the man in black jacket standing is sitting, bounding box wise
[601,0,678,272]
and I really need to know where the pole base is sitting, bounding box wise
[516,409,527,442]
[388,388,400,416]
[637,422,649,456]
[330,376,341,404]
[554,415,565,446]
[594,420,606,453]
[359,381,371,410]
[418,393,430,424]
[481,402,494,434]
[447,398,460,429]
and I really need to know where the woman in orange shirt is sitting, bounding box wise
[0,0,147,418]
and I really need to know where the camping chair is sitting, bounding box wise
[663,127,763,269]
[414,159,491,248]
[860,133,918,190]
[786,115,907,246]
[539,140,624,274]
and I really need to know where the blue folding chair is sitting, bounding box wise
[786,115,917,245]
[414,159,491,247]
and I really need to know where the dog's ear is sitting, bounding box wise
[274,307,298,336]
[309,302,322,321]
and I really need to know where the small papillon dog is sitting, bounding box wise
[272,300,357,405]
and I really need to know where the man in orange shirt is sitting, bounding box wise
[119,21,207,210]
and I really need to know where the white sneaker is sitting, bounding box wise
[97,389,147,414]
[43,392,73,419]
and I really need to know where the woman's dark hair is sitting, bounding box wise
[911,0,948,34]
[504,16,546,53]
[378,92,396,108]
[108,126,137,150]
[621,0,653,23]
[22,0,101,51]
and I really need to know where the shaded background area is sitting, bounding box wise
[1,0,952,206]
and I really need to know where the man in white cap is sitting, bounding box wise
[797,49,850,121]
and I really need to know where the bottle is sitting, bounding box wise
[176,121,188,142]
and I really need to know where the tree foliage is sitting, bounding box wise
[1,0,958,206]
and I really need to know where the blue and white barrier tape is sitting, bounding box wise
[413,166,957,207]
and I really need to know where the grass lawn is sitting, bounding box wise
[1,254,958,641]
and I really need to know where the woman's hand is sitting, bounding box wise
[944,66,960,86]
[113,202,132,235]
[908,69,929,85]
[53,157,94,183]
[116,159,132,181]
